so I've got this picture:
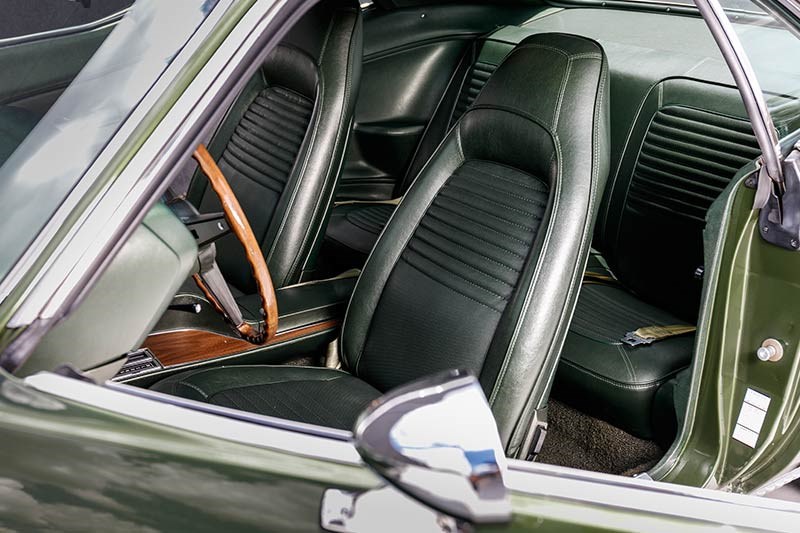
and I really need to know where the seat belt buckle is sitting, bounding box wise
[622,325,697,347]
[621,331,656,346]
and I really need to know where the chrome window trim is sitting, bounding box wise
[774,0,800,19]
[505,462,800,529]
[23,371,800,528]
[0,7,130,47]
[24,372,364,466]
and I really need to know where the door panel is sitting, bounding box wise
[338,3,538,201]
[340,40,466,200]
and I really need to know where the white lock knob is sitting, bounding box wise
[756,338,783,362]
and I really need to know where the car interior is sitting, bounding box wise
[3,0,800,477]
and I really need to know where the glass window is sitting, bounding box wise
[0,0,226,284]
[721,0,800,131]
[0,0,135,39]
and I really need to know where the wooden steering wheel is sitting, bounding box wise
[191,144,278,344]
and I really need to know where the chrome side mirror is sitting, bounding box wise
[353,369,511,524]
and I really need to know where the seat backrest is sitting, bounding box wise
[189,0,362,291]
[397,37,519,197]
[595,78,761,320]
[341,33,609,456]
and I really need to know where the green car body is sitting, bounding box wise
[1,0,800,530]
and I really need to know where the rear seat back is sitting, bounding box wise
[596,78,760,320]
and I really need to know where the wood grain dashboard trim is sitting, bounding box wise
[144,320,340,368]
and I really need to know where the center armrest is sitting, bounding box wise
[236,275,357,331]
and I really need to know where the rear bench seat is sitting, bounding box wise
[556,78,761,439]
[324,18,778,441]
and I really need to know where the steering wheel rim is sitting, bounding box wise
[192,144,278,344]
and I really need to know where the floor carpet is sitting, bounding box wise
[537,399,664,476]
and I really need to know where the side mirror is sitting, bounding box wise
[353,369,511,524]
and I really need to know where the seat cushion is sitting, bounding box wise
[325,203,395,258]
[152,366,381,430]
[554,282,694,439]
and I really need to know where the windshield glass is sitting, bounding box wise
[0,0,222,286]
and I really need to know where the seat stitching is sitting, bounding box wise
[427,207,530,247]
[176,381,210,400]
[404,248,509,300]
[401,256,503,314]
[427,209,529,253]
[488,132,562,405]
[416,224,522,273]
[616,344,637,382]
[446,180,544,215]
[438,194,535,231]
[553,58,573,127]
[412,235,517,287]
[455,170,549,204]
[462,161,549,193]
[559,359,673,390]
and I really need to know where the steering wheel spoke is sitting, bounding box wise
[191,144,278,344]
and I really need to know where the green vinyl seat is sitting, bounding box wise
[553,78,762,439]
[187,0,363,290]
[154,33,610,456]
[324,38,517,267]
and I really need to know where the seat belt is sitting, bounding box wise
[621,325,697,347]
[580,266,697,346]
[582,270,621,286]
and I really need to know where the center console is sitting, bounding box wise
[115,274,356,387]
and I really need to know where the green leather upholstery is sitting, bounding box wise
[554,79,760,439]
[188,0,363,291]
[324,38,515,265]
[0,105,40,166]
[152,366,381,430]
[154,33,610,457]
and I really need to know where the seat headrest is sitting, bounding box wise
[470,33,605,132]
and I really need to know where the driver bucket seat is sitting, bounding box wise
[186,0,362,291]
[154,33,610,458]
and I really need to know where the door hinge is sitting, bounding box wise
[759,144,800,251]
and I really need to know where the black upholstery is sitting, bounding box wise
[189,0,363,290]
[554,79,760,439]
[154,33,610,457]
[153,366,380,430]
[324,39,505,266]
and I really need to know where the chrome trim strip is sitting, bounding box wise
[506,461,800,527]
[25,372,362,465]
[0,8,129,47]
[694,0,783,182]
[23,374,800,528]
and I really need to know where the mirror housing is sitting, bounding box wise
[353,369,511,524]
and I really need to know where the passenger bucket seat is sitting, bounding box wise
[324,38,508,267]
[154,33,610,458]
[186,0,363,292]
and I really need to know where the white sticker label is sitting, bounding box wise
[732,388,771,448]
